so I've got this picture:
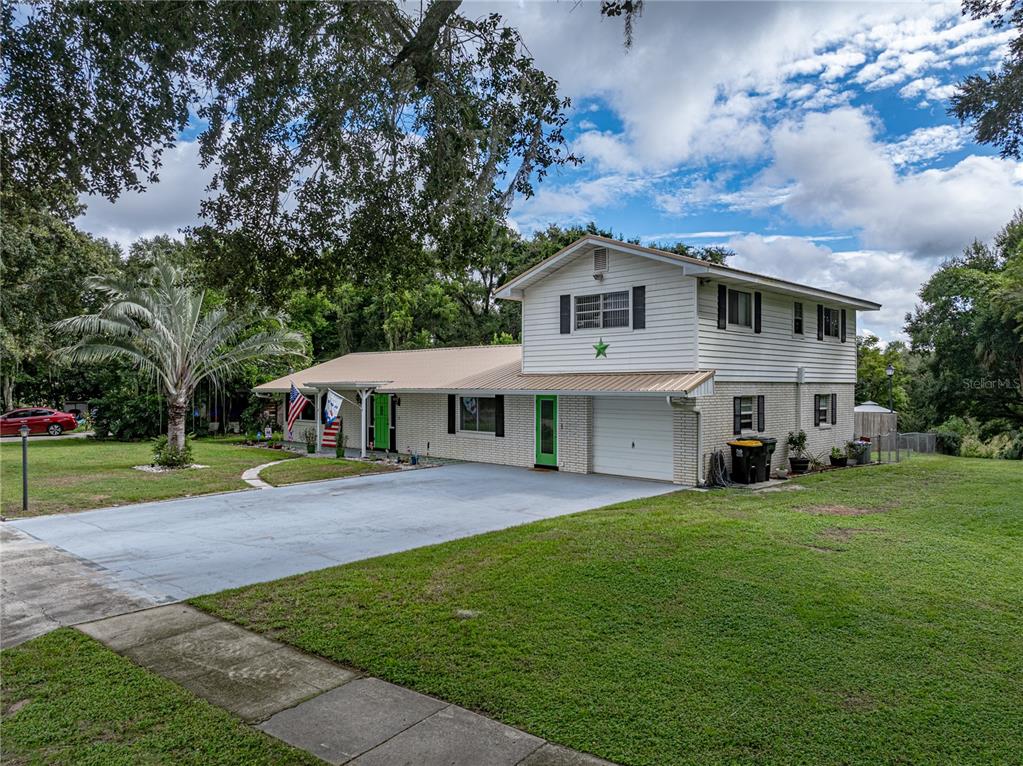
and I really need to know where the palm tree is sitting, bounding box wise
[54,256,306,453]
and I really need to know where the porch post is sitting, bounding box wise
[314,389,322,452]
[358,388,372,459]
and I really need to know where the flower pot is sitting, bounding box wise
[788,457,810,474]
[829,456,848,468]
[306,444,316,454]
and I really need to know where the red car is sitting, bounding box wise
[0,408,79,436]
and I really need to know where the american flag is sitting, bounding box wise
[287,382,310,437]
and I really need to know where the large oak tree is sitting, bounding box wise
[2,1,577,301]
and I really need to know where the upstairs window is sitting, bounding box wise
[575,291,630,330]
[793,302,804,334]
[822,307,840,337]
[728,289,752,328]
[459,396,496,433]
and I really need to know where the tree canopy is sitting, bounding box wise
[952,0,1023,157]
[2,1,577,294]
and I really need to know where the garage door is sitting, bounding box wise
[592,397,674,480]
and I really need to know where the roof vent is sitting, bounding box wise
[592,247,609,274]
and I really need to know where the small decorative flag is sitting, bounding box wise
[324,388,343,426]
[287,382,310,438]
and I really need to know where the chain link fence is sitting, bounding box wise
[867,431,938,463]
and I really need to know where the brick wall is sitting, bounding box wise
[672,401,699,485]
[327,391,591,474]
[701,382,855,477]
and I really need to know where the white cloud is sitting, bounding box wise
[747,108,1023,257]
[76,141,213,253]
[884,124,968,166]
[898,76,958,103]
[511,173,652,232]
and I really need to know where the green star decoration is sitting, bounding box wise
[593,338,609,358]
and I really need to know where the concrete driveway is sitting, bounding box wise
[8,463,676,604]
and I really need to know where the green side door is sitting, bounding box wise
[534,395,558,467]
[373,394,390,451]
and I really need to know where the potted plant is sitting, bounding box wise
[302,427,317,454]
[846,440,868,465]
[787,430,810,474]
[335,432,348,459]
[829,446,848,468]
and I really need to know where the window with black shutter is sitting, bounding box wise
[753,292,762,334]
[840,309,847,342]
[757,395,765,432]
[632,286,646,330]
[817,304,824,340]
[447,395,456,434]
[494,395,505,437]
[793,302,803,334]
[559,295,571,334]
[734,396,754,433]
[815,394,830,426]
[831,392,837,426]
[717,285,727,329]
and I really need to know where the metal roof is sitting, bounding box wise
[254,345,523,394]
[854,401,896,413]
[437,360,715,396]
[256,345,714,396]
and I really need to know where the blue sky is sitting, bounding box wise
[77,1,1023,342]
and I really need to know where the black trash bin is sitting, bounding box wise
[758,437,778,482]
[727,440,763,484]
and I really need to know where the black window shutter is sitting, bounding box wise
[494,395,505,438]
[757,395,765,432]
[831,393,837,426]
[388,396,397,452]
[754,292,762,334]
[733,397,742,434]
[840,309,847,342]
[447,395,456,434]
[717,285,727,329]
[816,304,824,341]
[814,394,821,426]
[559,295,571,334]
[632,286,646,329]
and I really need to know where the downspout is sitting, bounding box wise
[694,403,703,486]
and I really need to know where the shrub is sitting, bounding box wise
[998,431,1023,460]
[936,415,975,437]
[977,418,1017,442]
[89,388,163,441]
[935,431,962,456]
[152,435,194,468]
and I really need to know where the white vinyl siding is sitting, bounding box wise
[697,281,857,383]
[521,248,698,373]
[592,396,674,480]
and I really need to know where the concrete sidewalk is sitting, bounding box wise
[79,605,615,766]
[0,526,159,648]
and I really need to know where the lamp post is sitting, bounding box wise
[19,423,29,513]
[885,363,895,414]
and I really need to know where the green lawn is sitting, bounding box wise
[194,456,1023,766]
[0,628,317,765]
[0,438,296,518]
[260,456,395,486]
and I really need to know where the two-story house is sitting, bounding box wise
[255,236,880,483]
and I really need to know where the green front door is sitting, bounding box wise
[535,395,558,467]
[373,394,390,450]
